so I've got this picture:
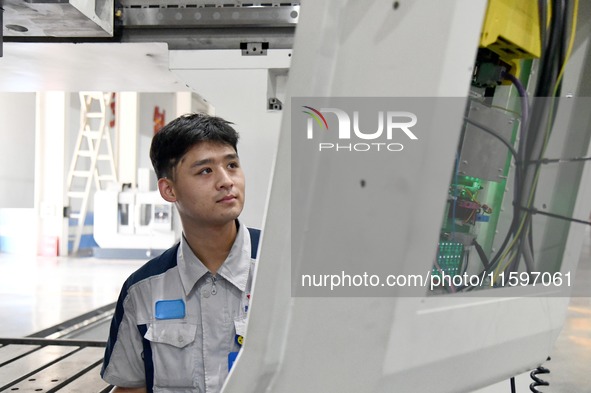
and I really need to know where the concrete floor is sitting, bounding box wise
[0,255,143,338]
[0,231,589,393]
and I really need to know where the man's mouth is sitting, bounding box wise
[218,195,237,203]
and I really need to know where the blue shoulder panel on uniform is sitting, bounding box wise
[247,227,261,259]
[127,244,181,286]
[101,244,180,381]
[137,324,154,393]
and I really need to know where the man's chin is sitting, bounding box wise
[216,208,243,225]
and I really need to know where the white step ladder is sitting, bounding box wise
[66,92,118,254]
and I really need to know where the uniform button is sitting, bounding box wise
[178,336,184,343]
[202,289,210,298]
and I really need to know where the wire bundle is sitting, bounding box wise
[463,0,580,288]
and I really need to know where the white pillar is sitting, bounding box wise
[34,92,69,256]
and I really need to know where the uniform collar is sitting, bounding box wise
[177,220,252,296]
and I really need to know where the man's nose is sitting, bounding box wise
[217,168,234,189]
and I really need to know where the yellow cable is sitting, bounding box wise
[493,215,526,279]
[496,250,518,284]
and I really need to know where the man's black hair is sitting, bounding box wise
[150,113,239,179]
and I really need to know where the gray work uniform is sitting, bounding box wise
[101,222,257,393]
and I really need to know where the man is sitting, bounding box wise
[101,113,260,393]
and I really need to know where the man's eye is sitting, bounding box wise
[228,162,239,169]
[198,168,212,175]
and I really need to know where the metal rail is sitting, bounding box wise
[27,302,115,339]
[0,304,116,392]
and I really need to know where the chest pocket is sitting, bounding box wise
[144,322,199,389]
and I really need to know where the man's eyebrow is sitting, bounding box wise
[190,158,212,167]
[190,154,239,168]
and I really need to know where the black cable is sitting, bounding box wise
[503,72,526,209]
[472,238,492,271]
[519,206,591,226]
[538,0,547,53]
[535,0,562,98]
[461,189,535,290]
[528,221,534,264]
[524,155,591,164]
[457,239,496,292]
[510,376,517,393]
[461,249,470,275]
[555,0,569,98]
[0,7,3,58]
[463,112,523,278]
[525,0,562,159]
[530,357,551,393]
[458,204,523,291]
[504,72,529,127]
[504,72,530,275]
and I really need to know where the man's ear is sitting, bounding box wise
[158,178,177,203]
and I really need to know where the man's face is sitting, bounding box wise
[161,141,245,228]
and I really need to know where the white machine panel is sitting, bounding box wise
[221,1,591,392]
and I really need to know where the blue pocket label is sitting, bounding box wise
[155,299,186,320]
